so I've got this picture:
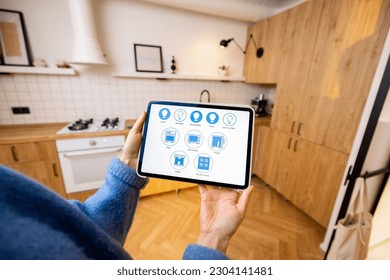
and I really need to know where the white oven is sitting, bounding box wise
[56,136,125,194]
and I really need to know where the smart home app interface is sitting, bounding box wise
[140,103,252,187]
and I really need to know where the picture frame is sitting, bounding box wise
[0,9,32,66]
[134,44,163,73]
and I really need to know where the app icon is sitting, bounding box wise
[174,109,187,122]
[185,130,203,149]
[206,112,219,124]
[194,154,213,173]
[208,132,227,151]
[198,156,210,171]
[190,110,203,123]
[159,108,171,120]
[222,113,237,126]
[161,127,179,146]
[170,151,188,170]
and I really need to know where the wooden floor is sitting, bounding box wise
[124,176,326,260]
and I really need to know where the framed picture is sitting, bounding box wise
[0,9,31,66]
[134,44,163,73]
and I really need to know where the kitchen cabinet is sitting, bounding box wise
[0,141,66,197]
[247,0,390,227]
[296,0,390,153]
[270,0,324,136]
[251,116,272,174]
[257,127,348,227]
[244,11,288,84]
[271,0,390,154]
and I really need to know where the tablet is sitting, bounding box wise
[137,101,254,189]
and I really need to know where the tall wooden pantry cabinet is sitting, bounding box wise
[245,0,390,227]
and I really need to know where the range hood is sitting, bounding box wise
[68,0,107,65]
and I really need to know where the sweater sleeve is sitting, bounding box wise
[69,158,148,245]
[183,244,230,260]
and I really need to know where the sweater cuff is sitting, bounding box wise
[107,158,148,190]
[183,244,230,260]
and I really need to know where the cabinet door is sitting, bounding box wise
[255,127,292,192]
[284,139,348,227]
[8,160,66,197]
[271,0,324,133]
[298,0,390,153]
[0,141,58,164]
[244,12,288,84]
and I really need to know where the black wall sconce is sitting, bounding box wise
[220,34,264,58]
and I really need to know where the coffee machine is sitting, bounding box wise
[251,94,268,117]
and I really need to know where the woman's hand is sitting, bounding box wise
[197,185,254,253]
[120,112,146,169]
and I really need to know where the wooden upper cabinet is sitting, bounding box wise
[244,12,288,84]
[297,0,390,153]
[271,0,324,134]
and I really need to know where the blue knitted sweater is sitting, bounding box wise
[0,158,228,260]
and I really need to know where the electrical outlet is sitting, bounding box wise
[12,107,30,114]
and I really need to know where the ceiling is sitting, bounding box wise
[135,0,306,22]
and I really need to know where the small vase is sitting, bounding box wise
[218,69,228,76]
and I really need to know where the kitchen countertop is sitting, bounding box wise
[0,120,135,144]
[0,116,271,145]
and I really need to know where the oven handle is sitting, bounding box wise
[61,147,123,158]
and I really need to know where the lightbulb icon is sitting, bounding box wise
[206,112,219,124]
[193,112,200,121]
[190,110,202,123]
[159,108,171,120]
[223,113,236,126]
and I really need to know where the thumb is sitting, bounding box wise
[237,185,254,214]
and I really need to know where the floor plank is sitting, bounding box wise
[124,176,325,259]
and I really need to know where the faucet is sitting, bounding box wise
[199,89,210,103]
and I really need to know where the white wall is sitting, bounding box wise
[0,0,269,124]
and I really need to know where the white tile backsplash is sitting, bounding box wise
[0,72,272,124]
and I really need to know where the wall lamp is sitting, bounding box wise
[220,34,264,58]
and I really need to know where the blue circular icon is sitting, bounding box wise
[190,110,203,123]
[159,108,171,120]
[206,112,219,124]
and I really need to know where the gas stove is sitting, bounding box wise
[56,118,126,134]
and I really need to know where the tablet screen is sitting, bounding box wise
[137,101,254,189]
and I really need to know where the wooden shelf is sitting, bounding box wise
[0,66,77,75]
[113,71,245,82]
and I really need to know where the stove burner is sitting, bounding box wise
[101,117,119,129]
[68,118,93,131]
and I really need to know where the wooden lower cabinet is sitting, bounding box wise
[0,141,67,198]
[256,127,348,227]
[8,160,66,197]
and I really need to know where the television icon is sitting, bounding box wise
[188,134,200,144]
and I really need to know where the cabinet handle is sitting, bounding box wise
[11,146,19,162]
[297,122,303,136]
[293,140,299,152]
[288,137,293,150]
[290,121,296,133]
[52,163,59,177]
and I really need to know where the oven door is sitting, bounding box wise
[58,147,123,194]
